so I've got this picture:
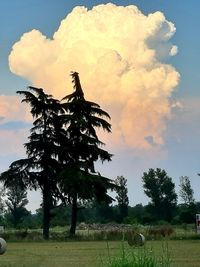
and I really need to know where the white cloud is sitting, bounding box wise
[0,95,29,122]
[170,45,178,56]
[0,95,29,158]
[9,3,180,149]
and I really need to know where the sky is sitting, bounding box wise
[1,0,200,212]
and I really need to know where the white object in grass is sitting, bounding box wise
[0,238,7,254]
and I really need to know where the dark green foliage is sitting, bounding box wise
[0,187,5,215]
[92,201,116,223]
[50,205,71,227]
[176,177,196,224]
[16,87,63,239]
[179,176,195,206]
[0,188,5,225]
[142,168,177,222]
[58,72,115,234]
[126,204,146,224]
[5,183,29,227]
[115,176,129,223]
[0,87,63,239]
[177,203,197,224]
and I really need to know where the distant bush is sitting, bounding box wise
[1,230,44,241]
[148,226,174,239]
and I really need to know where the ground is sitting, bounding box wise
[0,240,200,267]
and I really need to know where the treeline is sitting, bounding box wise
[0,173,198,229]
[0,200,199,230]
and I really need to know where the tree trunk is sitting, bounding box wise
[43,184,51,239]
[70,195,78,235]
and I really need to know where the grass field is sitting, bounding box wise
[0,240,200,267]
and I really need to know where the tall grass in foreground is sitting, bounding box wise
[102,242,171,267]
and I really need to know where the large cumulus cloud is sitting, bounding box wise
[9,3,180,149]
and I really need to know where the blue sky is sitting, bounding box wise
[1,1,200,211]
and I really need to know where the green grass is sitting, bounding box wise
[101,242,171,267]
[0,240,200,267]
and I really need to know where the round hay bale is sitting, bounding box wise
[0,238,7,255]
[134,233,145,246]
[127,233,145,247]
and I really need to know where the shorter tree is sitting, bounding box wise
[5,184,29,227]
[179,176,195,206]
[179,176,196,223]
[115,176,129,223]
[142,168,177,222]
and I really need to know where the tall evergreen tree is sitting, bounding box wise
[1,87,63,239]
[59,72,115,235]
[18,87,64,238]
